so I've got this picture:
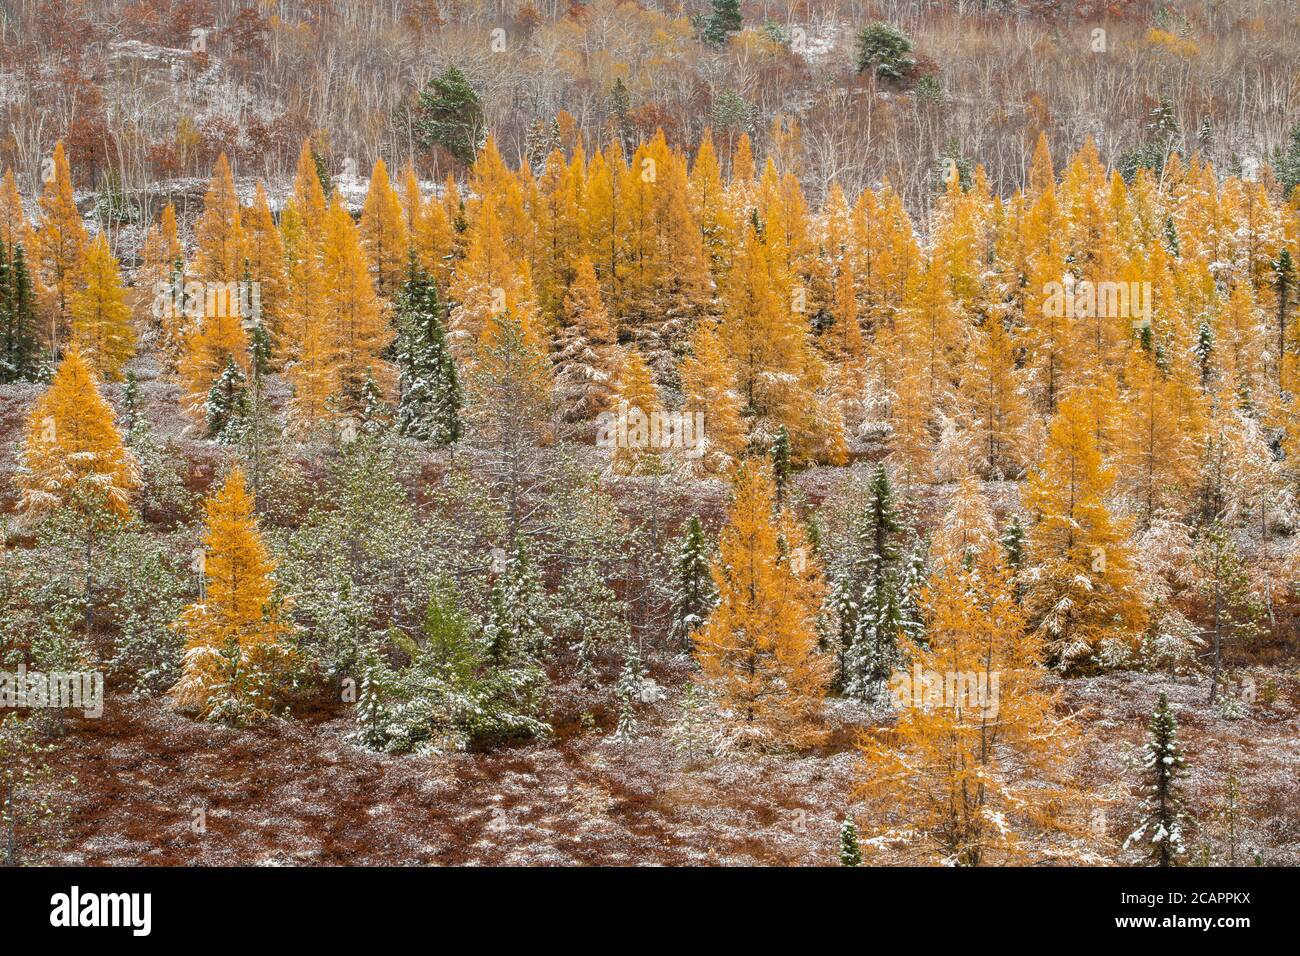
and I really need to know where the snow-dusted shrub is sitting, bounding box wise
[0,513,187,687]
[354,588,550,755]
[1096,636,1135,671]
[1217,693,1248,721]
[1137,606,1203,676]
[276,436,439,677]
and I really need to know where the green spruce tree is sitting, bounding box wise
[1125,692,1190,867]
[395,257,461,444]
[0,240,40,382]
[843,464,911,698]
[482,541,549,667]
[669,516,716,647]
[770,425,792,509]
[205,356,248,443]
[415,66,485,166]
[839,815,862,866]
[613,642,646,741]
[702,0,743,46]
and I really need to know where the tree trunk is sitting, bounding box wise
[84,520,95,640]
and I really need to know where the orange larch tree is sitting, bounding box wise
[855,550,1095,865]
[15,346,138,520]
[692,460,831,749]
[192,153,246,283]
[35,141,88,357]
[359,157,409,299]
[170,465,294,722]
[70,233,135,381]
[323,195,394,412]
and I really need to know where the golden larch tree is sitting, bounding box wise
[170,465,294,722]
[0,167,29,249]
[607,349,664,476]
[1024,391,1146,670]
[448,193,515,353]
[1118,343,1204,528]
[680,321,747,477]
[552,254,619,425]
[292,139,328,244]
[70,233,135,381]
[278,201,339,427]
[178,297,250,421]
[693,460,831,748]
[855,551,1095,865]
[134,203,184,352]
[192,153,246,282]
[35,141,88,356]
[242,183,289,353]
[960,316,1030,479]
[402,161,455,290]
[359,157,409,299]
[15,346,138,519]
[322,195,393,411]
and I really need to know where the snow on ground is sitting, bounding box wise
[39,667,1300,866]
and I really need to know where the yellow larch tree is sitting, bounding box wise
[884,328,936,490]
[727,132,757,216]
[1118,341,1204,529]
[680,322,747,477]
[1024,391,1146,671]
[15,346,138,520]
[134,203,184,358]
[1058,136,1108,265]
[180,169,252,421]
[15,347,141,640]
[178,300,250,423]
[399,160,422,236]
[629,136,710,374]
[1023,238,1072,413]
[856,185,919,330]
[192,152,246,283]
[689,129,736,282]
[932,474,997,571]
[1214,280,1267,406]
[0,167,29,249]
[905,249,963,401]
[931,164,986,309]
[404,162,456,290]
[819,183,864,360]
[608,349,664,476]
[467,135,532,265]
[241,183,289,353]
[533,148,583,318]
[447,193,515,353]
[35,141,88,356]
[960,316,1030,479]
[278,202,338,427]
[292,139,328,244]
[582,143,627,315]
[855,550,1094,866]
[170,465,294,722]
[720,221,842,464]
[552,254,619,425]
[620,135,669,325]
[323,196,393,411]
[70,233,135,381]
[692,460,831,749]
[359,157,409,299]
